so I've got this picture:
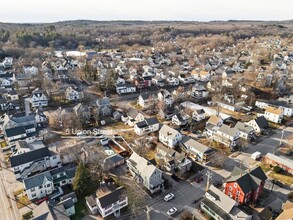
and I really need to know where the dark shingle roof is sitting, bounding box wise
[255,116,269,129]
[10,147,51,167]
[98,186,126,208]
[23,171,52,190]
[5,126,26,137]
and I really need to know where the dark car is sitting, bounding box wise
[213,181,222,188]
[171,174,180,182]
[286,151,293,156]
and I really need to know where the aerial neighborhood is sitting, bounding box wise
[0,20,293,220]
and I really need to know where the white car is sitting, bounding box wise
[164,193,175,202]
[167,207,177,216]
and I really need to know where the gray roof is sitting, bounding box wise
[10,147,51,167]
[23,171,52,190]
[181,136,211,154]
[254,116,269,129]
[66,167,76,179]
[97,97,110,107]
[12,114,35,124]
[104,154,124,165]
[234,122,254,134]
[159,124,181,139]
[218,124,239,137]
[32,201,54,220]
[127,108,140,119]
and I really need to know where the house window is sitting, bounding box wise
[31,193,36,198]
[234,183,237,187]
[39,186,43,189]
[52,155,57,159]
[229,186,232,191]
[31,188,35,192]
[46,184,51,188]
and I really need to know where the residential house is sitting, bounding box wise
[234,122,255,140]
[32,200,71,220]
[34,109,48,125]
[212,124,240,148]
[12,140,45,155]
[127,152,164,194]
[23,166,75,201]
[156,144,192,174]
[30,88,48,108]
[137,93,157,109]
[180,136,213,163]
[65,85,83,101]
[264,106,283,124]
[73,103,91,121]
[152,76,165,87]
[23,171,54,200]
[192,109,206,121]
[116,83,136,95]
[172,114,187,126]
[246,116,269,134]
[264,153,293,175]
[224,166,267,205]
[157,89,174,106]
[159,125,182,148]
[191,70,211,82]
[126,109,144,126]
[191,84,209,99]
[206,115,223,127]
[96,96,111,116]
[201,185,252,220]
[9,146,61,179]
[134,117,160,136]
[256,99,293,117]
[86,181,128,218]
[158,106,176,120]
[103,154,125,171]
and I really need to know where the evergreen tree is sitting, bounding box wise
[73,161,92,195]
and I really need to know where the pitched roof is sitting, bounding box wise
[5,126,26,137]
[181,136,211,154]
[145,117,159,126]
[10,147,51,167]
[234,122,254,134]
[23,171,52,190]
[218,124,239,137]
[254,116,269,129]
[226,166,267,194]
[97,186,126,208]
[159,124,181,139]
[265,106,282,115]
[207,115,222,126]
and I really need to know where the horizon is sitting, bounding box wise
[1,0,293,23]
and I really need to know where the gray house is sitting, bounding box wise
[96,97,111,116]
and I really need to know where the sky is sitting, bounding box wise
[1,0,292,23]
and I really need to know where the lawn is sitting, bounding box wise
[268,172,293,186]
[16,195,31,209]
[259,162,271,173]
[145,149,156,160]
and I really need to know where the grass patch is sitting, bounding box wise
[145,149,156,160]
[259,162,271,173]
[13,189,24,197]
[268,172,293,186]
[16,195,31,209]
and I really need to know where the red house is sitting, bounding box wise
[224,166,267,205]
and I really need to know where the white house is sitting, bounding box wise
[264,106,283,124]
[86,184,128,218]
[159,124,182,148]
[116,84,136,95]
[156,144,192,174]
[127,152,164,194]
[23,171,54,200]
[256,99,293,117]
[157,89,174,106]
[246,116,269,134]
[234,122,255,140]
[134,117,160,136]
[9,147,61,179]
[212,124,240,148]
[180,136,213,163]
[172,114,187,126]
[65,86,83,101]
[191,84,209,99]
[126,109,145,126]
[137,93,157,109]
[192,109,206,121]
[30,88,48,108]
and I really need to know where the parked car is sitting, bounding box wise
[164,193,175,202]
[36,196,48,204]
[167,207,177,216]
[286,150,293,156]
[213,181,222,188]
[171,174,180,182]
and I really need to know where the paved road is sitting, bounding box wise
[0,163,20,220]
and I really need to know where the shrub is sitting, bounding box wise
[22,211,33,219]
[288,192,293,200]
[273,165,281,173]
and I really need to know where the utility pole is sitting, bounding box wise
[146,205,150,220]
[205,170,213,192]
